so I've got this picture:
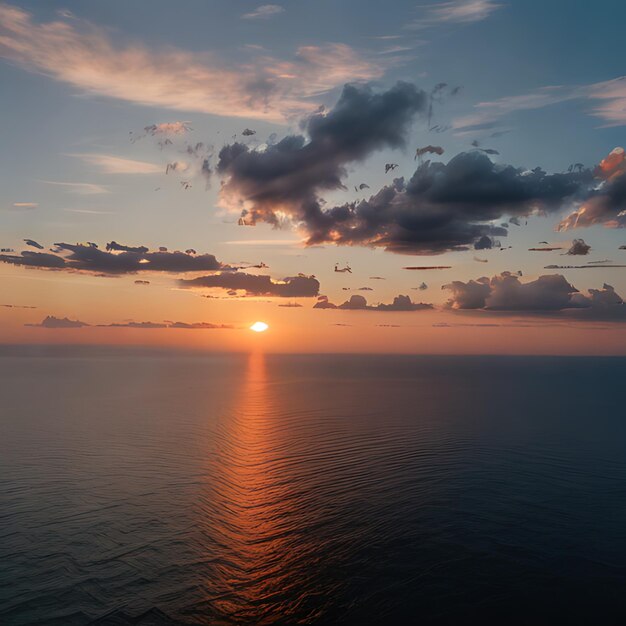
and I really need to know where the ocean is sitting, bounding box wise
[1,353,625,624]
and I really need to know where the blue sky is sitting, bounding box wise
[1,0,626,352]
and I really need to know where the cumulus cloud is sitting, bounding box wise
[443,272,626,320]
[179,272,320,297]
[0,4,382,123]
[314,294,432,311]
[0,241,226,274]
[305,151,588,254]
[218,81,427,226]
[558,148,626,231]
[216,80,605,254]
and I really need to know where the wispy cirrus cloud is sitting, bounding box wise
[241,4,284,20]
[587,76,626,127]
[0,3,383,123]
[9,202,38,210]
[453,78,626,133]
[66,154,162,174]
[408,0,501,29]
[39,180,109,195]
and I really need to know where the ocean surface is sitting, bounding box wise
[1,353,626,625]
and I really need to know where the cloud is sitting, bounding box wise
[452,86,577,134]
[587,77,626,127]
[100,321,233,329]
[443,272,626,320]
[0,4,382,123]
[566,238,591,255]
[0,250,67,268]
[453,78,626,133]
[302,151,588,254]
[27,316,233,329]
[217,81,428,228]
[23,239,44,250]
[26,315,89,328]
[10,202,38,210]
[543,264,626,269]
[418,0,501,24]
[67,154,162,174]
[474,235,497,250]
[0,241,226,274]
[558,148,626,230]
[242,4,284,19]
[407,0,501,30]
[40,181,109,195]
[179,272,320,297]
[314,294,432,311]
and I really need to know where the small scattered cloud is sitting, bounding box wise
[566,238,591,256]
[26,315,89,328]
[408,0,501,29]
[39,181,109,195]
[241,4,284,20]
[10,202,38,210]
[66,154,162,174]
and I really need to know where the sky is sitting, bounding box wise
[1,0,626,354]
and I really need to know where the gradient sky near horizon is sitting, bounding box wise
[1,0,626,353]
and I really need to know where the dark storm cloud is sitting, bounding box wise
[305,152,590,254]
[217,81,428,227]
[179,272,320,297]
[218,79,607,254]
[0,241,225,274]
[443,272,626,320]
[314,294,432,311]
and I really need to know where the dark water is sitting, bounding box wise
[1,353,626,625]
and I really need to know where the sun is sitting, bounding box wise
[250,321,269,333]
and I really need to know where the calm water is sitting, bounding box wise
[1,353,626,625]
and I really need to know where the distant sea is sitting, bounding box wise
[1,353,626,625]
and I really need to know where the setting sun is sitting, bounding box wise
[250,321,269,333]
